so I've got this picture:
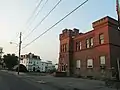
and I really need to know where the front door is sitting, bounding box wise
[33,67,35,72]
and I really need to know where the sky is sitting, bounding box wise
[0,0,116,64]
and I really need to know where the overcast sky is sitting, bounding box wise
[0,0,116,63]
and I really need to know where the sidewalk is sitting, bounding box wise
[0,70,27,75]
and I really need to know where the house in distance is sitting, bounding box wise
[20,53,55,72]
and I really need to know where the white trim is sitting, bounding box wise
[100,56,105,65]
[76,60,81,68]
[87,59,93,68]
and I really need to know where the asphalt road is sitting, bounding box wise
[20,74,117,90]
[0,71,60,90]
[0,70,117,90]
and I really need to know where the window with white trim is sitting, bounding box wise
[76,41,82,51]
[99,34,104,44]
[90,38,93,46]
[76,60,81,68]
[79,42,81,50]
[86,39,90,48]
[76,42,79,51]
[100,56,105,65]
[87,59,93,68]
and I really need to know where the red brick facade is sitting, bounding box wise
[58,16,120,78]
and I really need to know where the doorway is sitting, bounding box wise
[33,67,35,72]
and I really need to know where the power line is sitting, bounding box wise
[11,0,43,41]
[26,0,44,24]
[28,0,49,27]
[22,0,88,49]
[22,0,44,35]
[22,0,62,41]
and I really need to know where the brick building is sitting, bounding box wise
[58,16,120,78]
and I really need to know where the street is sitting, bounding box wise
[0,70,118,90]
[0,70,114,90]
[0,71,60,90]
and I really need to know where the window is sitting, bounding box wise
[100,56,105,65]
[61,44,67,52]
[64,65,66,71]
[79,42,81,50]
[37,61,38,64]
[61,65,66,72]
[60,45,62,52]
[64,44,66,52]
[64,44,67,52]
[66,43,68,51]
[99,34,104,44]
[86,39,90,48]
[62,66,64,71]
[76,42,79,51]
[76,41,81,51]
[87,59,93,68]
[61,45,63,52]
[62,45,64,52]
[76,60,81,68]
[90,38,93,46]
[29,61,32,64]
[86,37,93,48]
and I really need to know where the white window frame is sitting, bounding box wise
[79,42,81,50]
[100,56,105,65]
[76,60,81,68]
[87,59,93,68]
[99,34,104,44]
[86,39,90,48]
[76,42,79,51]
[90,38,93,46]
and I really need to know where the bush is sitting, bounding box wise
[15,64,28,72]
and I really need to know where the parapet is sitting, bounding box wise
[59,28,80,40]
[92,16,118,29]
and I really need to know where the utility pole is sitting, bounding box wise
[117,9,120,31]
[18,32,22,75]
[116,0,120,80]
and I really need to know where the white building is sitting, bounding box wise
[40,61,47,72]
[20,53,42,72]
[46,61,55,72]
[0,47,3,57]
[20,53,55,72]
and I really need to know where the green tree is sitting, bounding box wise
[3,54,18,70]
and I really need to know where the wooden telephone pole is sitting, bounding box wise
[18,32,22,75]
